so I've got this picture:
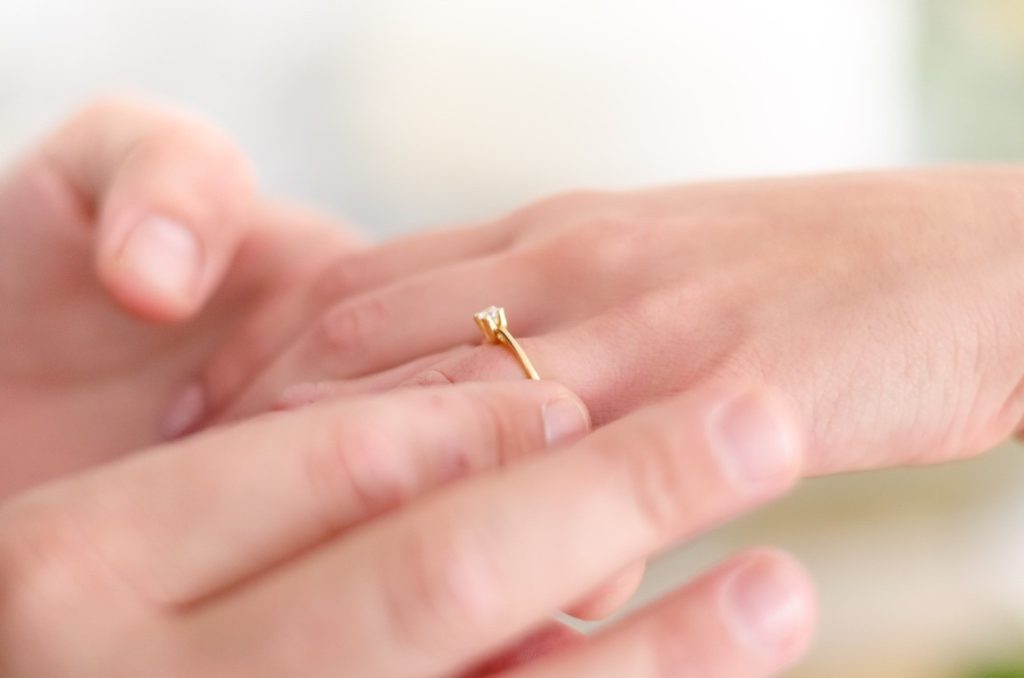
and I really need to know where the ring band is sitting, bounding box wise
[474,306,540,380]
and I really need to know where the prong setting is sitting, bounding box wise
[474,305,508,343]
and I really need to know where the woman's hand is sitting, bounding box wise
[0,97,365,498]
[0,381,812,677]
[209,169,1024,475]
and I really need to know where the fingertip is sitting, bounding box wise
[158,382,206,440]
[75,99,255,322]
[564,563,645,621]
[704,384,806,494]
[97,213,206,321]
[499,380,591,448]
[718,548,817,664]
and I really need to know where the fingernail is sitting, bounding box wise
[158,383,205,440]
[722,556,811,654]
[117,215,202,306]
[543,396,590,447]
[710,390,801,489]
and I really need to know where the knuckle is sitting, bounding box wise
[380,521,499,659]
[497,189,615,242]
[578,216,647,272]
[409,387,508,475]
[305,409,403,526]
[514,189,613,224]
[405,368,457,388]
[462,390,519,466]
[517,214,644,289]
[312,254,371,302]
[401,345,515,389]
[316,296,389,357]
[622,427,692,539]
[500,244,555,283]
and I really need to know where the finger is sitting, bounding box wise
[506,550,816,678]
[188,222,516,431]
[159,198,371,438]
[17,381,588,606]
[460,623,583,677]
[274,342,646,625]
[271,348,473,412]
[244,320,611,422]
[217,254,557,421]
[405,306,736,428]
[564,563,647,621]
[280,307,722,428]
[42,95,255,320]
[312,219,515,301]
[184,384,804,677]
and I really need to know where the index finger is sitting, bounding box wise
[1,381,588,608]
[183,383,805,677]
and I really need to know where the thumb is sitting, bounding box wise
[43,95,255,321]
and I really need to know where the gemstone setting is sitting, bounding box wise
[474,305,508,342]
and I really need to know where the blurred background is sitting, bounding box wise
[1,1,1023,675]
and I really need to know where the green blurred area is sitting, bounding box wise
[918,0,1024,161]
[919,9,1024,673]
[969,666,1024,678]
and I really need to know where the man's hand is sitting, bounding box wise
[0,381,813,677]
[0,97,365,498]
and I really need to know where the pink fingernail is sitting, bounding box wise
[722,555,813,654]
[158,383,205,440]
[542,397,590,447]
[709,390,802,490]
[117,215,202,307]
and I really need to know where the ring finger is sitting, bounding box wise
[214,253,561,422]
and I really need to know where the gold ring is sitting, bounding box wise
[474,306,540,380]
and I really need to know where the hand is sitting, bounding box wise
[0,97,364,498]
[0,381,812,677]
[209,169,1024,475]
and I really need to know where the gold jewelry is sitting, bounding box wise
[474,306,540,380]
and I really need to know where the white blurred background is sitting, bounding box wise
[2,1,1024,675]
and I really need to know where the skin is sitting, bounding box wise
[0,100,813,675]
[0,381,815,677]
[0,97,366,499]
[194,170,1024,619]
[206,169,1024,476]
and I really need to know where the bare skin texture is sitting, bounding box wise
[0,100,813,677]
[0,381,814,678]
[208,169,1024,475]
[2,99,1022,676]
[0,98,365,498]
[187,167,1024,625]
